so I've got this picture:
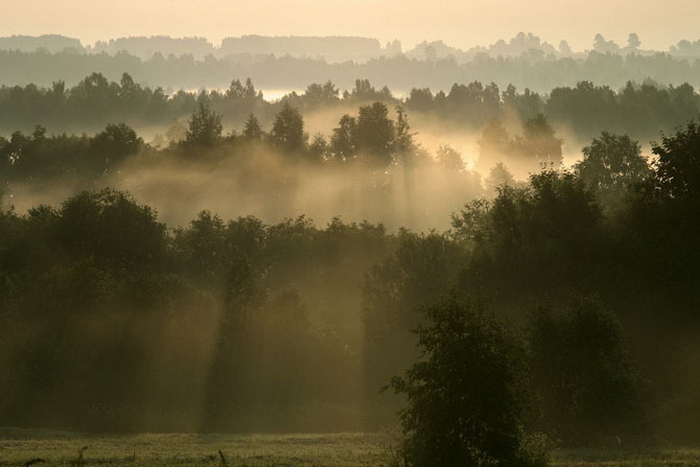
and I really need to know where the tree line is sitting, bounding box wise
[5,32,700,61]
[1,71,699,144]
[0,98,422,181]
[1,47,700,101]
[0,88,688,189]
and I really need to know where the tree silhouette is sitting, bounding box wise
[184,101,222,147]
[519,114,563,169]
[436,144,465,172]
[271,102,307,154]
[593,34,620,53]
[90,123,142,174]
[55,189,167,269]
[393,106,416,162]
[626,33,641,52]
[477,118,512,171]
[390,297,545,467]
[242,114,264,141]
[303,80,339,107]
[652,119,700,200]
[575,132,649,210]
[330,114,357,162]
[528,297,647,445]
[226,78,260,100]
[308,134,328,161]
[355,101,394,166]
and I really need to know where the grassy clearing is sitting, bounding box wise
[2,429,700,466]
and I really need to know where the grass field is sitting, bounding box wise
[0,429,389,467]
[2,428,700,466]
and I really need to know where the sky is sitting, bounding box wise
[6,0,700,52]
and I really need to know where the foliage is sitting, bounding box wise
[226,78,261,100]
[362,233,466,405]
[575,132,649,210]
[390,297,545,467]
[330,114,357,161]
[184,100,223,147]
[435,144,465,172]
[393,106,416,160]
[55,189,167,269]
[90,123,142,172]
[485,162,516,193]
[453,169,601,256]
[477,115,562,174]
[328,102,420,167]
[651,119,700,200]
[528,297,647,445]
[355,102,395,166]
[270,102,307,154]
[546,81,699,141]
[518,114,563,169]
[302,80,340,107]
[242,113,264,141]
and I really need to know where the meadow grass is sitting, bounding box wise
[551,446,700,466]
[0,429,389,467]
[2,429,700,466]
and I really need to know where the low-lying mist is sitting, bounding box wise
[7,145,489,234]
[121,154,482,232]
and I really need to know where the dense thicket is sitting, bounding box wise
[0,190,398,431]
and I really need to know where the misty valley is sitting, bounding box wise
[2,32,700,467]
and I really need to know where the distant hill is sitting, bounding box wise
[0,34,84,53]
[92,35,215,60]
[2,33,700,62]
[0,33,699,94]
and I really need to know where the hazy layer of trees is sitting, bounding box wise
[1,72,699,148]
[0,34,397,62]
[0,35,84,54]
[1,93,700,445]
[2,33,700,94]
[5,32,700,61]
[219,36,395,62]
[92,36,216,60]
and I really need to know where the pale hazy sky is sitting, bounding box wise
[6,0,700,51]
